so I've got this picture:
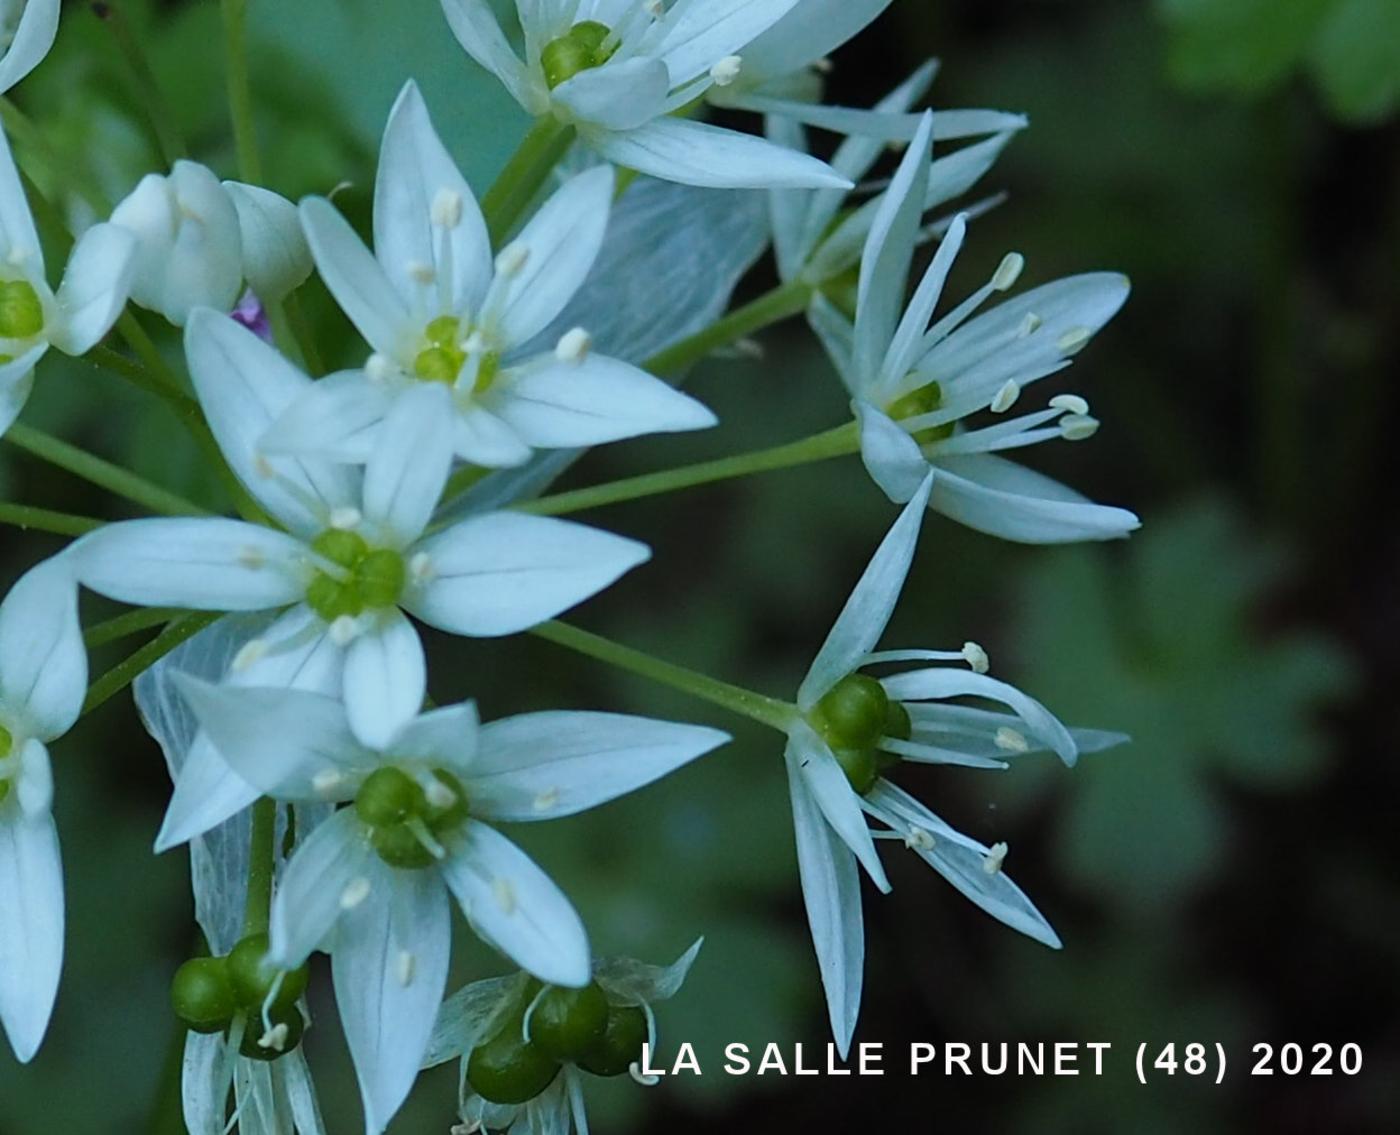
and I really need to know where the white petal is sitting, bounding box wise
[880,213,966,390]
[362,383,454,546]
[0,812,63,1063]
[224,181,314,302]
[440,0,539,112]
[374,81,492,315]
[591,938,704,1005]
[180,1030,229,1135]
[786,722,888,890]
[0,0,60,95]
[440,821,590,986]
[798,475,932,709]
[497,166,615,346]
[654,0,801,86]
[156,732,261,854]
[0,345,44,437]
[259,370,395,464]
[471,711,728,821]
[343,611,427,751]
[269,808,375,967]
[281,1048,329,1134]
[72,518,309,610]
[785,752,863,1058]
[552,59,670,131]
[49,222,137,355]
[406,513,648,637]
[854,401,929,505]
[332,861,450,1135]
[0,124,41,269]
[453,404,534,468]
[0,557,86,741]
[185,309,360,534]
[588,118,850,190]
[929,455,1140,544]
[740,0,890,85]
[490,354,717,448]
[300,196,413,357]
[391,700,480,773]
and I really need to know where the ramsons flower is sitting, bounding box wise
[0,0,58,94]
[0,556,85,1063]
[0,124,137,437]
[109,162,312,326]
[70,311,649,844]
[426,941,703,1134]
[439,0,850,189]
[813,112,1140,543]
[175,680,725,1134]
[784,476,1126,1053]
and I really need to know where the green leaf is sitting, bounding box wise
[1158,0,1334,95]
[1311,0,1400,122]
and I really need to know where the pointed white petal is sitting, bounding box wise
[268,808,375,967]
[798,475,933,709]
[0,813,63,1063]
[786,722,888,890]
[224,181,314,303]
[281,1048,329,1134]
[0,557,86,741]
[343,611,427,751]
[49,222,137,355]
[740,0,890,85]
[155,732,261,853]
[0,0,60,95]
[552,59,670,131]
[391,700,479,773]
[180,1030,229,1135]
[854,402,930,505]
[440,0,539,111]
[440,821,590,987]
[362,383,454,546]
[592,938,704,1005]
[654,0,801,86]
[880,213,966,389]
[406,513,648,637]
[0,345,44,438]
[0,124,41,269]
[453,404,534,468]
[471,711,728,821]
[259,370,395,464]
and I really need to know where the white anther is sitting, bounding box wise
[1049,394,1089,415]
[1057,326,1092,354]
[906,826,936,851]
[495,242,530,279]
[630,1062,661,1086]
[962,642,990,674]
[493,877,517,915]
[461,329,488,355]
[258,1023,291,1052]
[423,777,456,810]
[431,188,464,229]
[237,545,267,570]
[812,56,834,74]
[408,260,437,286]
[254,453,275,479]
[232,639,269,673]
[644,0,663,16]
[982,841,1009,875]
[1060,414,1101,441]
[409,552,434,584]
[710,54,743,86]
[397,950,416,987]
[340,876,372,910]
[990,380,1020,414]
[994,727,1029,753]
[1018,312,1043,338]
[554,327,592,364]
[992,252,1024,291]
[8,246,29,267]
[533,787,560,813]
[328,615,361,647]
[365,353,396,382]
[312,768,346,797]
[329,506,362,531]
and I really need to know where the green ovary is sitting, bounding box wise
[541,20,616,89]
[886,380,955,445]
[354,766,470,870]
[807,674,911,795]
[306,529,406,621]
[0,280,44,340]
[414,315,466,383]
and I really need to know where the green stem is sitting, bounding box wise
[242,797,277,937]
[0,501,103,537]
[4,422,211,517]
[84,607,183,649]
[98,2,187,165]
[645,281,814,376]
[532,621,795,732]
[220,0,261,183]
[481,118,575,245]
[87,344,199,414]
[519,422,859,517]
[81,612,220,715]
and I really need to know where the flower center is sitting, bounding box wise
[541,20,616,89]
[411,315,502,392]
[886,380,956,445]
[0,279,44,340]
[305,529,405,621]
[354,766,470,869]
[806,673,910,795]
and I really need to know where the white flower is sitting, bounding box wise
[0,124,137,438]
[783,477,1126,1054]
[174,680,726,1134]
[439,0,851,190]
[109,162,311,326]
[812,112,1141,544]
[0,556,86,1063]
[0,0,59,95]
[264,82,718,470]
[182,1020,327,1135]
[69,310,651,845]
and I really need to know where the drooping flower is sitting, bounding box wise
[175,678,726,1134]
[813,112,1140,543]
[0,123,137,437]
[70,311,651,845]
[109,162,312,326]
[0,556,85,1063]
[262,82,718,470]
[438,0,850,189]
[783,476,1126,1053]
[426,941,704,1134]
[0,0,59,95]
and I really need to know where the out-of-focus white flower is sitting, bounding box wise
[264,82,717,471]
[0,557,86,1063]
[813,113,1141,544]
[0,0,59,95]
[781,478,1127,1053]
[109,162,311,326]
[176,679,725,1135]
[0,125,137,437]
[439,0,850,190]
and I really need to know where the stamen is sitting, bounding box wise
[365,353,396,382]
[991,253,1024,292]
[1049,394,1089,415]
[994,727,1029,753]
[431,188,464,230]
[312,768,346,797]
[555,327,592,363]
[328,614,361,647]
[1017,312,1042,338]
[258,1022,291,1052]
[237,545,267,570]
[905,826,936,851]
[1060,413,1100,441]
[495,242,530,279]
[409,552,434,584]
[533,787,561,813]
[492,877,517,915]
[630,1062,661,1087]
[1057,326,1092,354]
[710,54,743,86]
[254,453,275,479]
[812,57,834,74]
[421,775,457,811]
[982,841,1009,875]
[232,638,269,673]
[408,260,436,286]
[962,641,990,674]
[329,506,363,531]
[406,816,448,860]
[990,380,1020,414]
[340,876,372,909]
[397,950,416,987]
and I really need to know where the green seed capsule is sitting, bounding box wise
[227,933,308,1012]
[815,674,889,751]
[371,820,437,870]
[413,345,464,383]
[356,767,425,828]
[529,982,609,1063]
[833,746,881,796]
[467,1016,561,1104]
[305,573,358,621]
[0,280,44,339]
[577,1004,647,1078]
[171,956,237,1033]
[541,20,613,88]
[238,1005,305,1062]
[357,549,406,608]
[311,527,368,569]
[424,315,461,347]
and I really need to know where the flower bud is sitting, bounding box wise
[223,181,313,303]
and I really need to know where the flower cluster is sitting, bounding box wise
[0,3,1138,1133]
